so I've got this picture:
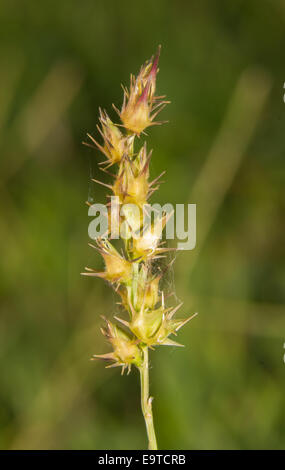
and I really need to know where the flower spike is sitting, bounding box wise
[83,47,197,450]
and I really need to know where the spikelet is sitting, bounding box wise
[112,145,151,206]
[116,46,169,135]
[82,238,132,284]
[85,109,134,167]
[118,264,161,312]
[93,319,142,374]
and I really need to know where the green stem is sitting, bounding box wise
[139,345,158,450]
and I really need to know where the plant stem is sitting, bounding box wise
[139,345,158,450]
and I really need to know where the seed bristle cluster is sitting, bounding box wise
[82,47,197,449]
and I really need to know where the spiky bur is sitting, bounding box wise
[82,47,197,450]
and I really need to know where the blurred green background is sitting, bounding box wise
[0,0,284,450]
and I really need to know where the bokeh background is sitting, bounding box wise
[0,0,284,450]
